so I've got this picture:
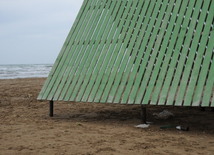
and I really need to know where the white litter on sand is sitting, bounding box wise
[135,124,150,128]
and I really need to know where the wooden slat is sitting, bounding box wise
[141,0,177,105]
[112,0,150,103]
[151,0,189,105]
[128,0,170,104]
[41,0,96,100]
[157,0,196,105]
[62,0,108,101]
[99,0,142,103]
[53,0,113,101]
[212,91,214,107]
[48,0,103,101]
[176,0,211,106]
[143,1,184,105]
[85,0,130,103]
[37,0,89,100]
[202,51,214,106]
[67,0,128,102]
[193,32,214,106]
[77,0,126,102]
[185,2,214,106]
[76,0,128,102]
[88,1,137,101]
[83,0,147,103]
[120,1,157,104]
[106,0,146,103]
[167,0,203,106]
[123,0,162,104]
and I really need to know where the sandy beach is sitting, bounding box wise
[0,78,214,155]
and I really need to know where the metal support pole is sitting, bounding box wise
[49,100,54,117]
[200,107,205,111]
[141,105,147,124]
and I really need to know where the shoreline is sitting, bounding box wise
[0,78,214,154]
[0,77,47,80]
[0,64,52,80]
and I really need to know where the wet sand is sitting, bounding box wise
[0,78,214,155]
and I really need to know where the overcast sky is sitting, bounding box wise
[0,0,84,64]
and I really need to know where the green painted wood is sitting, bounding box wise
[62,1,107,101]
[141,0,176,105]
[41,0,96,100]
[167,0,203,106]
[112,0,150,103]
[212,91,214,107]
[159,1,196,105]
[151,0,189,105]
[99,0,141,103]
[54,0,112,101]
[48,0,102,101]
[105,0,145,103]
[37,0,89,99]
[75,0,125,102]
[176,0,211,106]
[194,32,214,107]
[137,1,176,104]
[79,3,123,102]
[84,0,146,103]
[185,1,214,106]
[175,1,210,106]
[38,0,214,107]
[129,0,169,104]
[83,0,128,103]
[124,0,162,104]
[68,1,132,101]
[85,0,135,103]
[202,51,214,106]
[138,0,176,105]
[120,1,157,104]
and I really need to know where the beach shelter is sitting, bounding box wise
[38,0,214,117]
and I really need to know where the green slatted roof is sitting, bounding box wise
[38,0,214,107]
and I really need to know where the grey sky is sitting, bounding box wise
[0,0,84,64]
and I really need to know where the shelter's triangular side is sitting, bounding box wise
[38,0,214,107]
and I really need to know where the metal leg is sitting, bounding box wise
[49,101,54,117]
[200,107,205,111]
[141,105,147,124]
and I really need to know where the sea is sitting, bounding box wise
[0,64,53,79]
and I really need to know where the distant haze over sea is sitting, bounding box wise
[0,64,53,79]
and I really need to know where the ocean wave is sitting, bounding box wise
[0,64,53,79]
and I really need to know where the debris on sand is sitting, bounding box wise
[153,110,174,120]
[135,124,150,128]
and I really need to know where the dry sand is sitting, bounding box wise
[0,78,214,155]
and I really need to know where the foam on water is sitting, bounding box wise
[0,64,53,79]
